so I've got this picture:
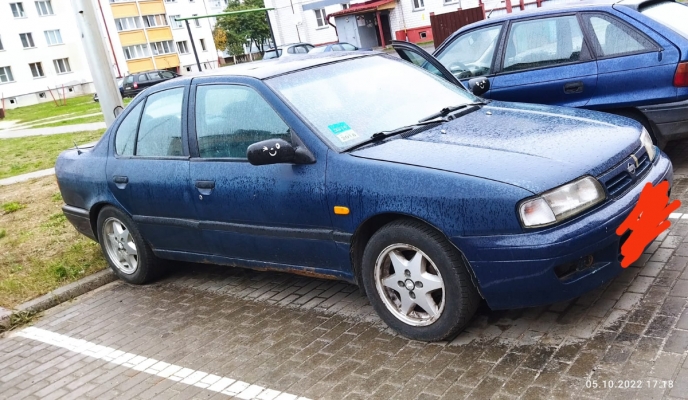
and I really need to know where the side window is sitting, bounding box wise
[582,14,656,58]
[115,101,144,156]
[147,72,162,80]
[397,49,445,79]
[331,44,344,51]
[341,43,356,51]
[138,74,149,83]
[160,71,175,79]
[503,15,584,72]
[287,46,295,54]
[195,85,291,159]
[136,87,185,157]
[436,24,503,79]
[295,46,308,54]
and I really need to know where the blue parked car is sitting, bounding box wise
[56,52,672,341]
[392,0,688,148]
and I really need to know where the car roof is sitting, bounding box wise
[467,0,667,25]
[182,51,378,81]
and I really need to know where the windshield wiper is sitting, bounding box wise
[345,119,447,152]
[418,101,488,123]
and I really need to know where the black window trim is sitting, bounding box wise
[494,12,595,77]
[113,84,190,160]
[434,22,507,81]
[579,11,661,61]
[188,81,299,162]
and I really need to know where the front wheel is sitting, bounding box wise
[362,220,480,341]
[97,206,162,284]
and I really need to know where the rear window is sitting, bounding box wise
[641,2,688,39]
[263,49,282,59]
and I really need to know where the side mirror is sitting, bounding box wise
[247,139,295,166]
[468,77,490,97]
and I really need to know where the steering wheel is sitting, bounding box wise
[448,61,472,79]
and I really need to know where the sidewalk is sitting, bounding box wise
[0,168,55,186]
[0,122,106,139]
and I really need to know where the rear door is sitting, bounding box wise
[105,85,204,253]
[490,14,598,107]
[580,12,679,109]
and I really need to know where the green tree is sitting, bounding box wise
[215,0,272,56]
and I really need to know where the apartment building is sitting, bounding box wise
[97,0,219,77]
[0,0,95,109]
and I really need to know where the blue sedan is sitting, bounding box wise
[56,52,672,341]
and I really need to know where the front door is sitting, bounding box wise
[105,85,204,253]
[187,80,340,271]
[490,14,598,107]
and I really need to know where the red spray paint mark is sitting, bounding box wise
[616,181,681,268]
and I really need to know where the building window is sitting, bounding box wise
[53,58,71,74]
[200,38,207,51]
[177,40,189,54]
[341,3,349,9]
[29,62,45,77]
[419,31,427,39]
[0,66,14,83]
[193,14,201,27]
[151,40,175,55]
[35,1,53,15]
[169,15,183,29]
[143,14,168,28]
[10,3,25,18]
[413,0,424,9]
[123,44,150,60]
[20,33,36,48]
[115,17,142,31]
[44,30,63,46]
[314,9,327,28]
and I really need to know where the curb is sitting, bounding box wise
[0,269,117,329]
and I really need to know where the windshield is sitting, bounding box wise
[266,55,477,150]
[642,2,688,39]
[263,49,282,59]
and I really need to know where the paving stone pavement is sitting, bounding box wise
[1,143,688,399]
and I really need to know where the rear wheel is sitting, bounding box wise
[97,206,162,284]
[361,219,480,341]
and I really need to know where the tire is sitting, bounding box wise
[96,206,162,284]
[361,219,480,341]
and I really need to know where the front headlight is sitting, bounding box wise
[640,128,656,161]
[519,176,606,228]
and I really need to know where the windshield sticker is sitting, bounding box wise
[328,122,359,143]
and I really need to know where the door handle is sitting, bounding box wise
[113,176,128,189]
[564,82,584,94]
[195,180,215,196]
[195,180,215,189]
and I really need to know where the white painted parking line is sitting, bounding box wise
[669,213,683,219]
[14,327,310,400]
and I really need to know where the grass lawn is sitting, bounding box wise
[3,95,133,126]
[0,176,106,309]
[0,129,105,179]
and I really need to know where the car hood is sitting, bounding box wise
[351,101,642,194]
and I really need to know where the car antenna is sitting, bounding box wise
[486,2,498,18]
[73,141,82,155]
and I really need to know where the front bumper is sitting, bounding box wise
[452,151,673,310]
[639,98,688,143]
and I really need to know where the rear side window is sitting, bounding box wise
[125,75,134,84]
[194,85,291,159]
[641,2,688,39]
[138,74,149,83]
[115,101,144,156]
[160,71,175,79]
[136,87,184,157]
[147,72,161,80]
[503,15,585,72]
[582,14,657,57]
